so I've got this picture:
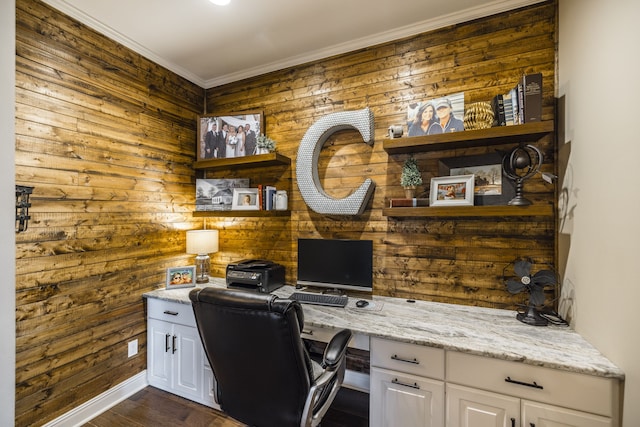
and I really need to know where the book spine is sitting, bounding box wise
[265,186,276,210]
[516,82,524,125]
[503,93,514,126]
[257,184,264,210]
[389,198,429,207]
[491,94,505,126]
[522,73,542,123]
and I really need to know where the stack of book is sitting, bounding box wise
[492,73,542,126]
[389,198,430,208]
[257,185,278,210]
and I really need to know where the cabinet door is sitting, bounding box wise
[147,319,172,391]
[203,362,220,410]
[371,367,444,427]
[446,384,519,427]
[172,323,203,401]
[522,400,612,427]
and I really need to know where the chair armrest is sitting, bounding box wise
[322,328,352,369]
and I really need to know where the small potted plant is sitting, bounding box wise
[255,134,276,154]
[400,156,422,198]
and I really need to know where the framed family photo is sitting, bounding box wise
[197,111,263,161]
[231,188,260,210]
[438,153,515,206]
[406,92,465,137]
[429,174,475,207]
[166,266,196,289]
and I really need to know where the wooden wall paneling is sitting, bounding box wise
[205,1,556,303]
[15,0,204,425]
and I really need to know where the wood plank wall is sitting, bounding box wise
[15,1,204,425]
[205,2,557,302]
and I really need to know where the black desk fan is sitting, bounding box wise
[503,257,566,326]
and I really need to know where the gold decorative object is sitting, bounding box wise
[463,101,494,130]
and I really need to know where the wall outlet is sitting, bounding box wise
[128,339,138,357]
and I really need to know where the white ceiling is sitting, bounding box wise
[42,0,543,89]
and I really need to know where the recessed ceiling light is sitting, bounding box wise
[209,0,231,5]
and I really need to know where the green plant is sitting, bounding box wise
[400,156,422,187]
[256,134,276,152]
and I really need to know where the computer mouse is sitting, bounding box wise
[355,299,369,308]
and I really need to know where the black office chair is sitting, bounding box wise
[189,287,352,427]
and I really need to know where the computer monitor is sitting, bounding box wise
[297,238,373,293]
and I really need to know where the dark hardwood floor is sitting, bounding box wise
[83,386,369,427]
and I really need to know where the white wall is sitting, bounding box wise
[558,1,640,425]
[1,0,16,425]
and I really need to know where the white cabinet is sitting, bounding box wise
[522,401,612,427]
[446,383,520,427]
[446,352,616,427]
[146,298,219,409]
[370,337,445,427]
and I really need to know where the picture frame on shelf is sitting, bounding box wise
[197,110,263,161]
[438,152,515,206]
[406,92,465,137]
[166,266,196,289]
[429,174,475,207]
[231,188,260,210]
[196,178,250,211]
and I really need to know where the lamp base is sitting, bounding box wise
[194,254,211,284]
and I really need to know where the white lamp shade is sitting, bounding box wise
[186,230,219,255]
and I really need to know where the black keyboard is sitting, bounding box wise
[289,292,348,308]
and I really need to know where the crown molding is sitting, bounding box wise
[205,0,546,88]
[42,0,545,89]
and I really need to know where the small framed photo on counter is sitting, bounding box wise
[166,266,196,289]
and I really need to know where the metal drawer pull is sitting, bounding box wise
[505,376,543,389]
[172,335,177,354]
[391,354,420,364]
[165,334,171,352]
[163,310,179,316]
[392,378,420,389]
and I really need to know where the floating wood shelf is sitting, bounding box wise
[194,152,291,171]
[193,210,290,218]
[383,121,555,154]
[382,204,554,218]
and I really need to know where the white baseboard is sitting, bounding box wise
[42,371,148,427]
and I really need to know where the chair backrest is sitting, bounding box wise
[190,287,315,427]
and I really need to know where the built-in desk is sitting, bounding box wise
[143,279,624,426]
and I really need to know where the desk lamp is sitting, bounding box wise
[186,230,219,284]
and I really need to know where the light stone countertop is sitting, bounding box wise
[143,278,624,380]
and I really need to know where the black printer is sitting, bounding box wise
[226,259,285,293]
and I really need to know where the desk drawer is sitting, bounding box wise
[446,351,616,417]
[147,298,196,327]
[371,337,444,380]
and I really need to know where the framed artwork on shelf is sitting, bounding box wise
[197,110,263,161]
[166,266,196,289]
[231,188,260,210]
[429,174,475,207]
[196,178,250,211]
[438,152,515,206]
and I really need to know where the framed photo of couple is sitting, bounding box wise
[197,111,263,161]
[407,92,465,137]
